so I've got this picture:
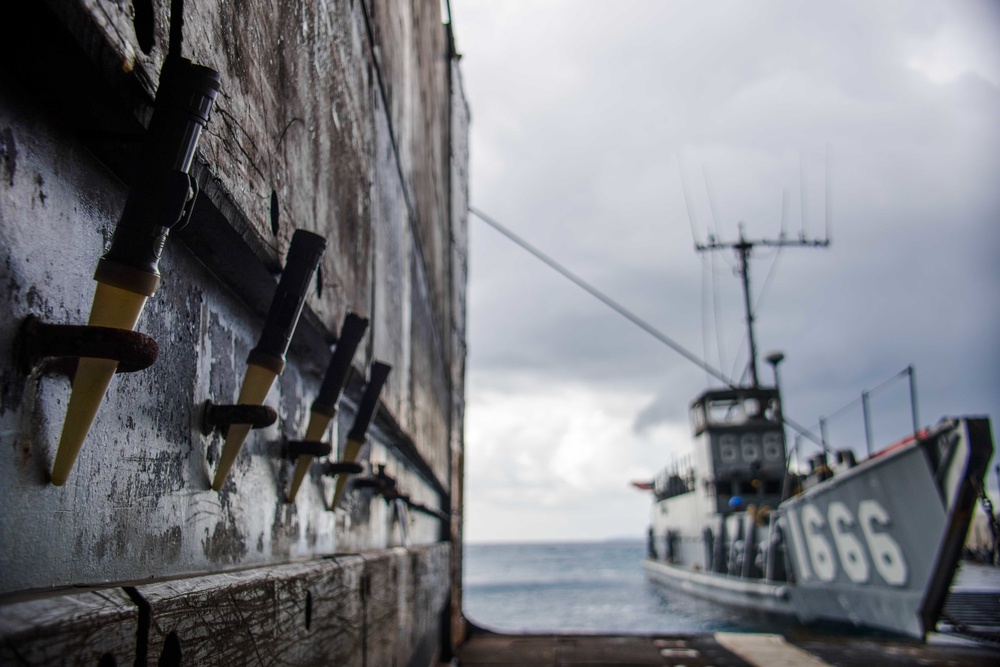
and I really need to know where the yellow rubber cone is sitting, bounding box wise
[210,363,278,491]
[50,282,148,486]
[286,409,334,503]
[331,438,364,509]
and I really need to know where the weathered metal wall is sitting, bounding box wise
[449,58,472,648]
[0,0,466,663]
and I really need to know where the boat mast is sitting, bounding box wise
[734,228,759,387]
[696,224,829,388]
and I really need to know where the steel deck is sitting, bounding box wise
[457,631,1000,666]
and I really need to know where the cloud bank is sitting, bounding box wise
[455,0,1000,542]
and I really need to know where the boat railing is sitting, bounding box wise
[654,453,697,500]
[785,365,919,475]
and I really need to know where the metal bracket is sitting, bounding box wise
[353,466,399,499]
[350,465,449,520]
[201,400,277,435]
[285,440,333,459]
[323,461,363,477]
[406,499,449,522]
[15,315,158,375]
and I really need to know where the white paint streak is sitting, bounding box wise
[714,633,832,667]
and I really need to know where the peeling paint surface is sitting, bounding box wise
[0,0,466,609]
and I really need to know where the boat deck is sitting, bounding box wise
[456,631,1000,666]
[939,563,1000,646]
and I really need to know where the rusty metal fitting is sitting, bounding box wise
[201,400,277,435]
[285,440,333,459]
[323,461,363,477]
[16,315,158,375]
[353,468,398,499]
[406,500,449,521]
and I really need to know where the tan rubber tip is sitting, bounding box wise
[51,282,147,486]
[211,363,278,491]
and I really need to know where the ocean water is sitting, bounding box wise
[463,540,826,636]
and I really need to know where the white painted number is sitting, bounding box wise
[763,432,783,460]
[783,510,813,581]
[828,502,870,583]
[788,499,907,587]
[801,504,836,582]
[859,500,908,586]
[720,435,738,464]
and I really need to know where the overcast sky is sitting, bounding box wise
[451,0,1000,543]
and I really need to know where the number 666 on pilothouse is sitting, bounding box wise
[775,417,993,637]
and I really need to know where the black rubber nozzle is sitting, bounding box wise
[347,362,392,443]
[249,229,327,369]
[312,313,369,416]
[98,57,221,287]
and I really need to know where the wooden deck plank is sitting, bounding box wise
[0,589,137,665]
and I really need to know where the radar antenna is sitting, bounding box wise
[696,150,832,388]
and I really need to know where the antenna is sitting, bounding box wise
[703,164,723,242]
[780,189,789,240]
[799,149,808,241]
[678,156,702,245]
[825,143,833,243]
[696,181,830,388]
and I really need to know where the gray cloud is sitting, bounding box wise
[455,0,1000,541]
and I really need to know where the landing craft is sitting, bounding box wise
[642,394,992,638]
[638,222,995,639]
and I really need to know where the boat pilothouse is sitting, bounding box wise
[648,385,792,586]
[689,387,786,513]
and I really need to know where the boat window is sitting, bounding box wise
[706,398,741,424]
[690,405,706,433]
[701,394,782,428]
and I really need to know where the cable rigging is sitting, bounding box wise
[469,207,736,388]
[470,146,834,447]
[468,206,834,449]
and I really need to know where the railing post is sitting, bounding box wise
[781,435,802,501]
[861,390,873,457]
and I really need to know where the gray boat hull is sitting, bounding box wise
[644,417,994,638]
[643,558,795,616]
